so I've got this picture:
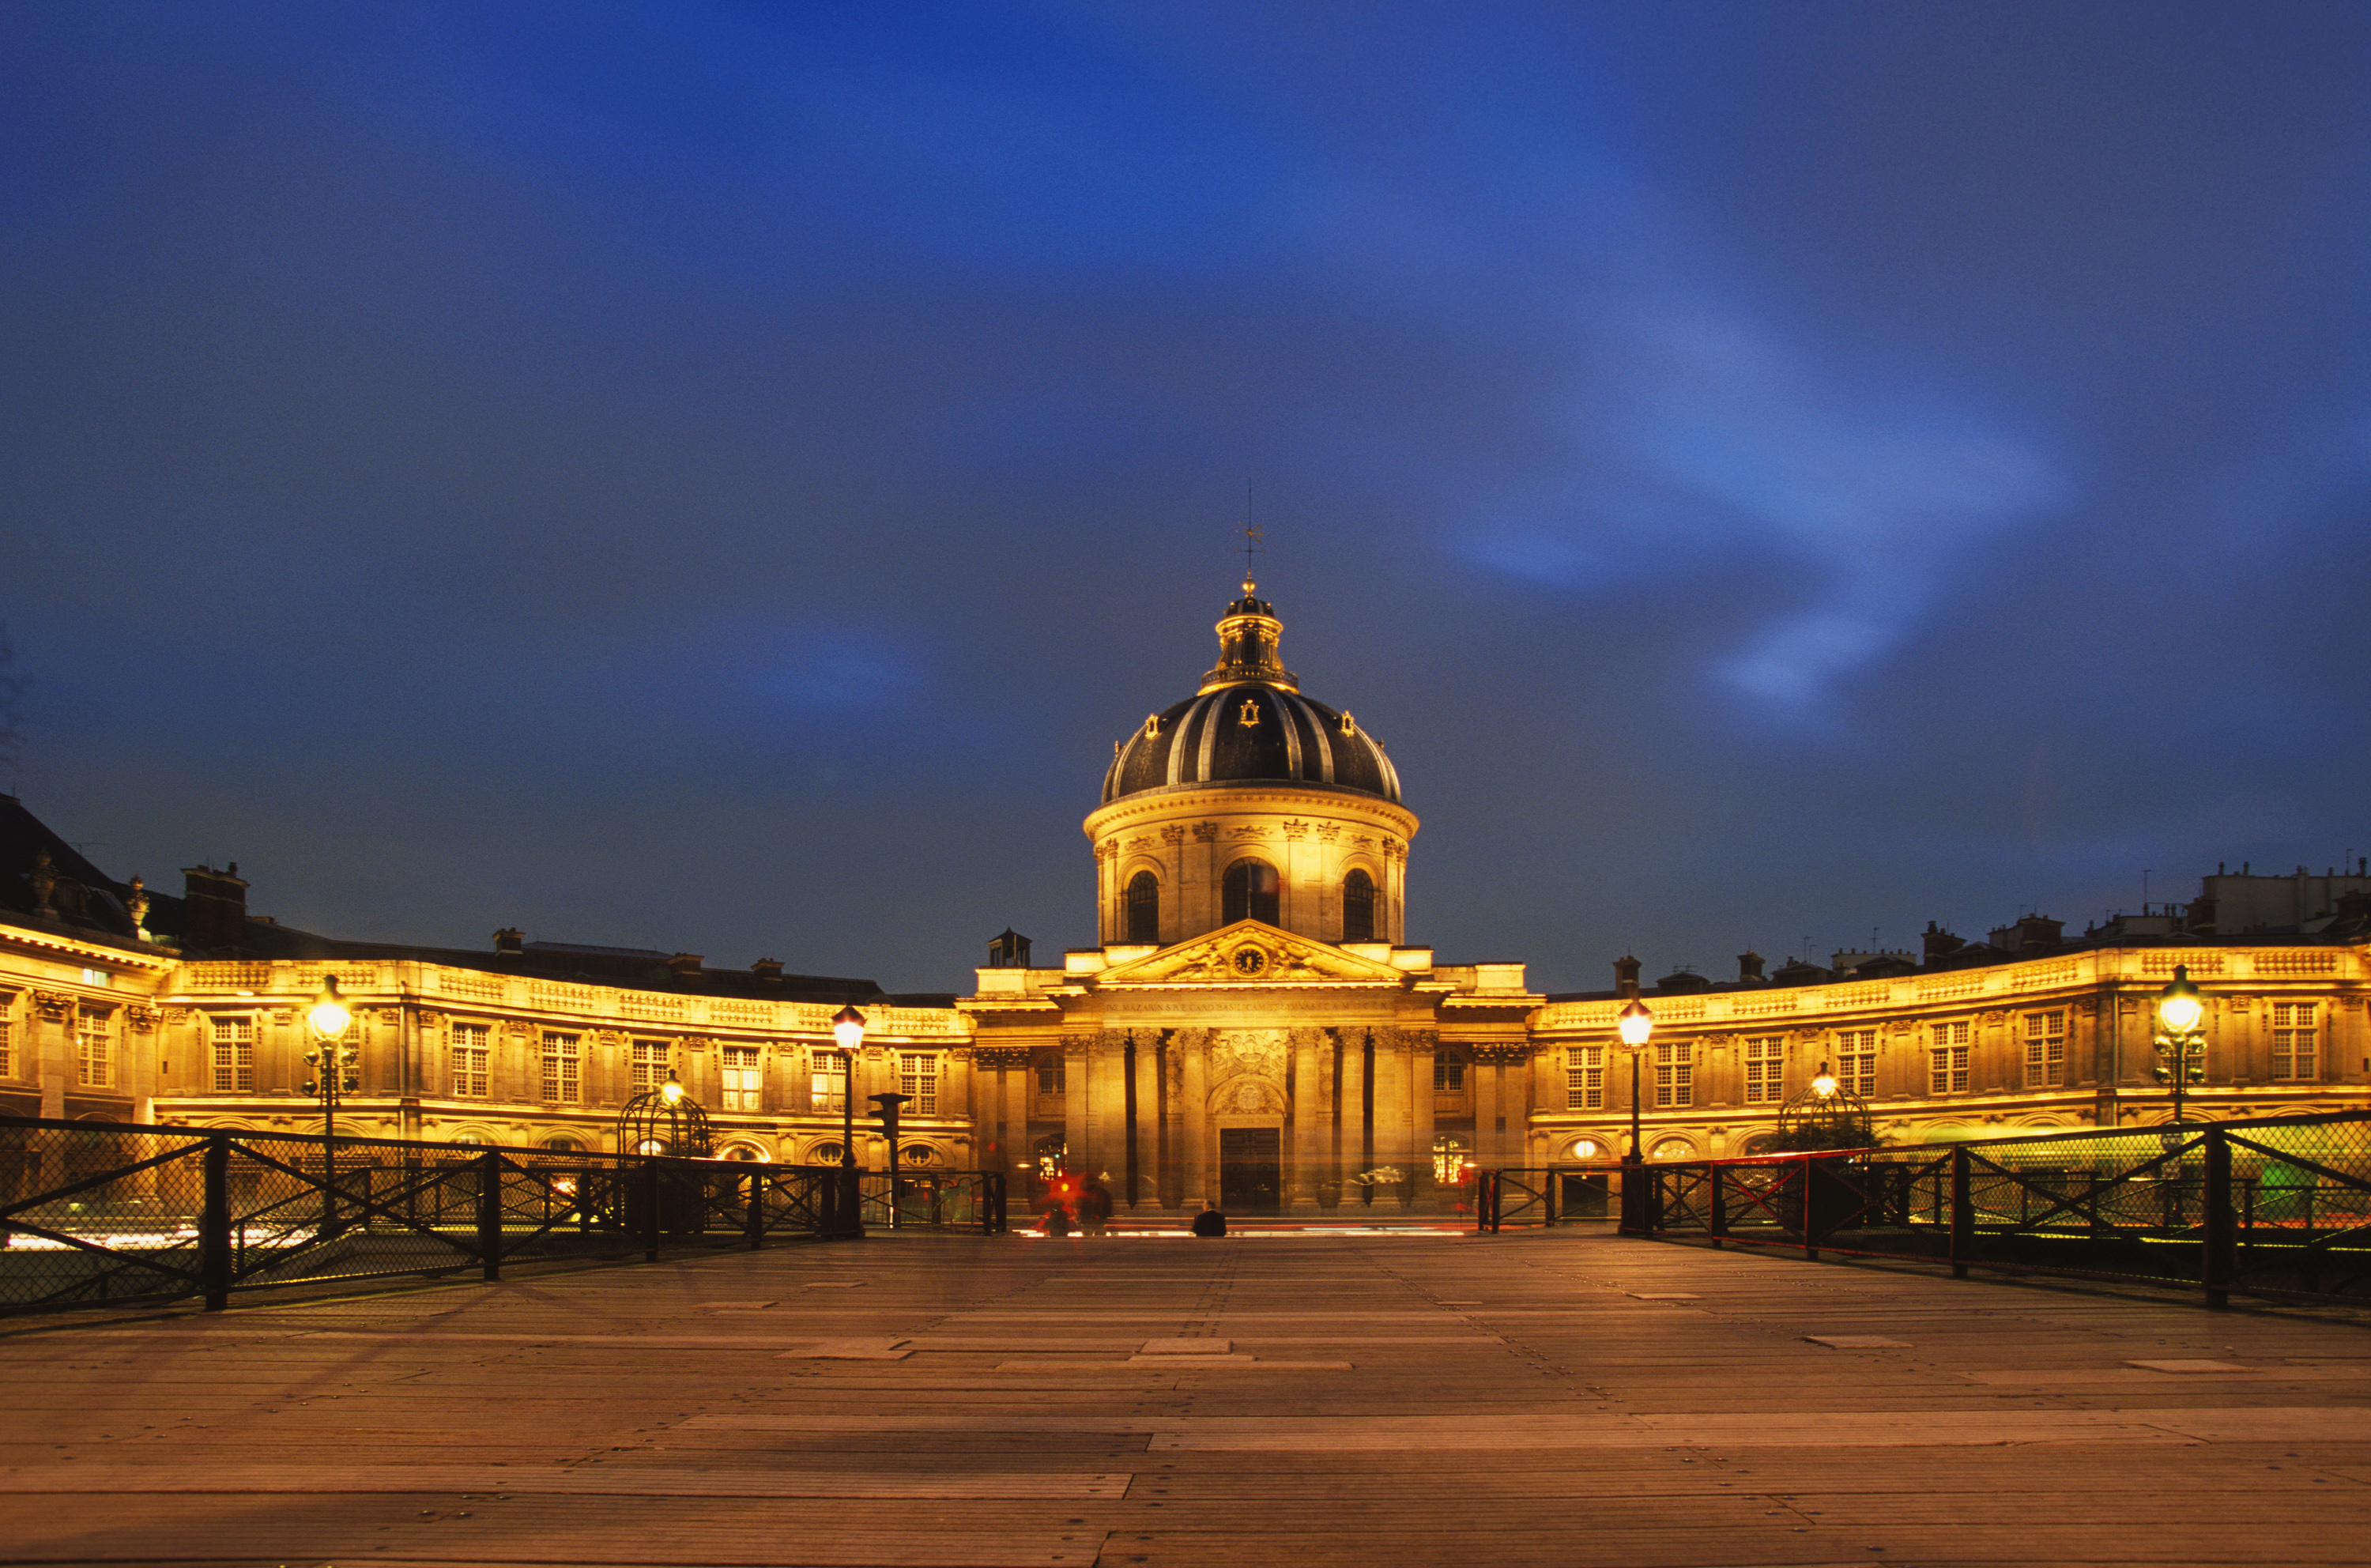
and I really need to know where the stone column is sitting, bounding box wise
[1287,1026,1325,1212]
[1061,1035,1093,1179]
[1410,1029,1438,1208]
[1084,1031,1128,1184]
[1371,1028,1409,1208]
[1340,1027,1368,1193]
[1467,1050,1497,1168]
[1178,1027,1211,1207]
[1003,1051,1031,1174]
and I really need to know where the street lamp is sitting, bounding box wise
[300,975,356,1236]
[2153,963,2207,1122]
[831,1003,866,1238]
[1811,1062,1838,1100]
[1616,993,1654,1234]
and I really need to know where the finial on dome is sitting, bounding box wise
[1242,575,1257,597]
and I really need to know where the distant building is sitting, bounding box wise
[2,583,2365,1211]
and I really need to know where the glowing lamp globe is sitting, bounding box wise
[831,1003,868,1053]
[2157,966,2203,1034]
[1616,998,1654,1050]
[308,976,352,1040]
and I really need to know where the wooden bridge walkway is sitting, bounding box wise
[3,1228,2369,1566]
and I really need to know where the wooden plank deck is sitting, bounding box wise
[3,1230,2369,1565]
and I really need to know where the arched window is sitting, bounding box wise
[1223,858,1280,925]
[1341,868,1376,943]
[812,1141,846,1165]
[1125,871,1160,944]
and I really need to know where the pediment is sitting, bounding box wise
[1093,921,1408,989]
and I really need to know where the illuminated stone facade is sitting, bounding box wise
[2,584,2367,1216]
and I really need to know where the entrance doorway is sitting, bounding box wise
[1219,1126,1280,1213]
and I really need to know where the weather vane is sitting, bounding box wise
[1242,484,1263,588]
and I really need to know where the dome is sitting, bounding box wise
[1102,582,1403,806]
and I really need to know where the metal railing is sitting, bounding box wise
[0,1117,1006,1317]
[1483,1109,2371,1309]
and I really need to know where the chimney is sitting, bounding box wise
[179,863,250,953]
[1737,951,1766,983]
[1922,922,1964,963]
[667,952,705,984]
[492,927,525,957]
[751,957,784,989]
[1612,953,1642,999]
[2014,914,2064,956]
[2185,895,2218,935]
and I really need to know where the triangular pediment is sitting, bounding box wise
[1093,921,1409,989]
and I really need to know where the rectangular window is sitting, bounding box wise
[1566,1046,1604,1110]
[1743,1037,1785,1104]
[721,1046,761,1112]
[1434,1053,1466,1093]
[1836,1030,1879,1099]
[630,1039,670,1093]
[811,1049,846,1112]
[0,1018,10,1078]
[211,1016,255,1093]
[2023,1011,2066,1089]
[1654,1040,1693,1108]
[899,1052,938,1115]
[1037,1054,1066,1096]
[75,1012,112,1088]
[451,1022,490,1099]
[2271,1003,2319,1081]
[1930,1020,1971,1095]
[541,1033,581,1104]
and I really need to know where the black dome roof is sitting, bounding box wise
[1101,583,1402,806]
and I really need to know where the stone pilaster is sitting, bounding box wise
[1178,1027,1211,1208]
[1286,1026,1325,1212]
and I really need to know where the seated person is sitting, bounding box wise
[1189,1200,1227,1238]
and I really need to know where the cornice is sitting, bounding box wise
[1084,784,1418,840]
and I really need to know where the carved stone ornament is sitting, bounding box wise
[1161,824,1187,843]
[595,1030,623,1048]
[1470,1042,1531,1065]
[1315,824,1340,842]
[971,1046,1031,1070]
[1283,820,1308,840]
[1127,835,1153,853]
[32,990,73,1020]
[1058,1033,1095,1058]
[124,1004,159,1031]
[270,1010,295,1027]
[1230,824,1271,839]
[680,1035,713,1052]
[161,1007,190,1026]
[1192,821,1220,842]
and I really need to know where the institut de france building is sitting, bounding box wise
[3,582,2368,1213]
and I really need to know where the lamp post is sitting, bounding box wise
[2153,964,2207,1123]
[300,975,356,1237]
[831,1004,866,1238]
[1617,993,1654,1234]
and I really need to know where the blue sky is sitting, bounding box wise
[4,1,2367,992]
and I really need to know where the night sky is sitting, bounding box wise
[6,2,2368,996]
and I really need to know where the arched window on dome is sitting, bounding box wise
[1341,868,1376,943]
[1223,858,1280,925]
[1125,871,1160,944]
